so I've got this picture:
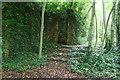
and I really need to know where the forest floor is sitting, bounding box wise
[2,45,86,78]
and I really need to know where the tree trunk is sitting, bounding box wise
[88,0,95,53]
[104,2,117,50]
[5,41,10,58]
[117,1,120,49]
[102,0,106,47]
[67,16,71,45]
[39,2,46,58]
[110,2,116,48]
[67,2,74,45]
[54,21,59,43]
[94,13,98,49]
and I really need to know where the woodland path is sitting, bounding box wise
[2,45,87,78]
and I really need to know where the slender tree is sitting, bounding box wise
[110,1,116,48]
[88,0,95,53]
[103,2,117,50]
[67,2,73,45]
[94,12,98,49]
[116,1,120,49]
[102,0,106,47]
[39,2,46,58]
[102,0,106,28]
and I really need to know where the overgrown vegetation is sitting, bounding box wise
[2,42,56,71]
[1,1,120,79]
[68,49,120,78]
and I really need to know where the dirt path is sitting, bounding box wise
[2,45,85,78]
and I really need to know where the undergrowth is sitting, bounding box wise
[2,42,57,71]
[68,49,120,78]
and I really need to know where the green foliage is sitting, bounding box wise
[0,37,2,53]
[68,52,84,57]
[2,52,47,71]
[2,42,57,71]
[68,50,120,78]
[2,2,40,53]
[52,52,60,57]
[2,2,87,53]
[43,42,57,49]
[42,41,57,53]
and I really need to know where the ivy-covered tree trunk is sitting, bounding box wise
[102,0,106,47]
[67,2,73,45]
[67,15,71,45]
[39,2,46,58]
[116,1,120,49]
[110,2,116,48]
[54,21,59,43]
[88,0,95,53]
[4,41,10,58]
[104,2,117,50]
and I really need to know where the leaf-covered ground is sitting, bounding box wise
[2,45,85,78]
[3,45,119,78]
